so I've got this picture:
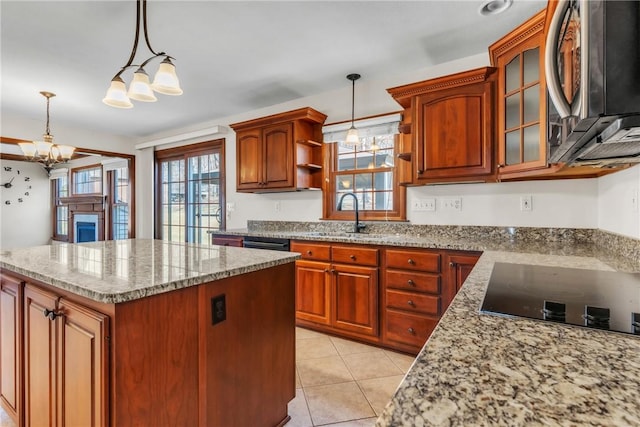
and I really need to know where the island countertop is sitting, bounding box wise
[0,238,299,304]
[376,250,640,427]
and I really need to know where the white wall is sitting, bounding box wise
[598,165,640,239]
[0,160,51,249]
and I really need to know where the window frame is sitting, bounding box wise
[51,173,70,242]
[107,166,131,240]
[71,164,103,196]
[322,124,406,222]
[154,139,226,242]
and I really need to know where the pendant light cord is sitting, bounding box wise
[45,95,51,136]
[351,77,355,127]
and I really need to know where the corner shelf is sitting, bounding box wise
[297,163,323,170]
[297,139,323,147]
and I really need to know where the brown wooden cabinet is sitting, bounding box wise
[231,107,327,193]
[291,241,379,341]
[388,67,498,184]
[0,273,22,425]
[211,234,244,247]
[23,283,109,427]
[443,251,482,309]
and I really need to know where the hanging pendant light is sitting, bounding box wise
[103,0,182,108]
[345,73,361,145]
[19,91,76,175]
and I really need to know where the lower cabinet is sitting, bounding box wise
[23,283,109,427]
[0,273,22,424]
[292,240,481,355]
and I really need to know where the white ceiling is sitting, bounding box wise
[1,0,546,139]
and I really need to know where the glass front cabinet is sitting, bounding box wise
[489,10,548,177]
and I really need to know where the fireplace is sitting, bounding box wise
[73,214,99,243]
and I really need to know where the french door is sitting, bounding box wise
[155,139,225,244]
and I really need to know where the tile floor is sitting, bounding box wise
[0,327,414,427]
[287,327,414,427]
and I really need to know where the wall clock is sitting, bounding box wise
[2,166,33,205]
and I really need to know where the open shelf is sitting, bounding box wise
[397,152,412,162]
[297,163,323,170]
[297,139,323,147]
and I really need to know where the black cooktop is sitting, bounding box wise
[481,263,640,335]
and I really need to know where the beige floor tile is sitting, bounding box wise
[287,388,313,427]
[320,417,378,427]
[296,336,338,360]
[296,327,327,340]
[304,382,375,426]
[297,355,353,387]
[0,406,16,427]
[330,336,380,355]
[383,350,416,373]
[358,375,405,415]
[342,352,402,380]
[296,368,302,388]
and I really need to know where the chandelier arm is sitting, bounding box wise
[142,0,161,56]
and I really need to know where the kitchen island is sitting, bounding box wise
[0,239,299,427]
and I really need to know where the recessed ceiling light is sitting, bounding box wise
[479,0,513,16]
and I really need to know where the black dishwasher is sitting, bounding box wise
[242,236,290,251]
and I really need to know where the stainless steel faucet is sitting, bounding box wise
[337,192,366,233]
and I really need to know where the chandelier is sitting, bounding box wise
[103,0,182,109]
[19,92,75,176]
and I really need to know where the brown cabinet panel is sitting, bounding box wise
[386,249,440,272]
[386,289,440,316]
[236,130,262,190]
[263,123,294,189]
[290,241,331,262]
[295,260,331,325]
[384,310,438,348]
[333,264,378,337]
[331,245,379,267]
[0,273,22,423]
[385,270,440,294]
[443,252,481,310]
[23,284,57,427]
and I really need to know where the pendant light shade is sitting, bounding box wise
[103,77,134,109]
[127,68,157,102]
[103,0,182,108]
[345,73,361,146]
[151,57,183,95]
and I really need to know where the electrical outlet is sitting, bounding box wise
[211,294,226,325]
[520,195,532,212]
[275,201,281,212]
[412,198,436,211]
[442,197,461,211]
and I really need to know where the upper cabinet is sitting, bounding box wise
[388,67,498,184]
[230,107,327,193]
[489,10,547,177]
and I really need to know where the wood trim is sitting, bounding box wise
[488,9,546,65]
[387,67,498,108]
[322,110,404,128]
[229,107,327,131]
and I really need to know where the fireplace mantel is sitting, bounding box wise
[60,195,106,205]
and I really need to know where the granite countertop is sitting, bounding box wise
[0,239,299,304]
[376,251,640,427]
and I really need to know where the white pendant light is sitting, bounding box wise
[345,73,361,146]
[104,0,182,108]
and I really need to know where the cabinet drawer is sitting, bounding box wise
[385,249,440,272]
[291,241,331,261]
[385,310,438,348]
[385,270,440,294]
[331,246,379,266]
[386,290,440,315]
[212,236,244,247]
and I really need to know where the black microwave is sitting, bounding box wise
[546,0,640,166]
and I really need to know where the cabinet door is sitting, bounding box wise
[24,284,57,427]
[332,264,378,337]
[0,273,22,421]
[262,123,294,189]
[295,260,331,325]
[57,298,109,427]
[443,252,481,310]
[414,80,495,181]
[236,129,263,190]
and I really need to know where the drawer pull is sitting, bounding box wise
[407,300,415,306]
[407,327,415,334]
[407,279,415,286]
[307,250,313,255]
[449,261,456,267]
[43,308,62,321]
[407,258,415,265]
[350,255,356,260]
[324,269,330,273]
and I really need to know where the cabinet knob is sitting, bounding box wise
[43,308,61,321]
[324,269,330,273]
[407,327,415,334]
[331,269,337,274]
[407,279,415,286]
[497,164,505,169]
[449,261,456,268]
[350,254,356,260]
[407,258,415,265]
[307,250,312,255]
[407,300,415,307]
[417,169,424,174]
